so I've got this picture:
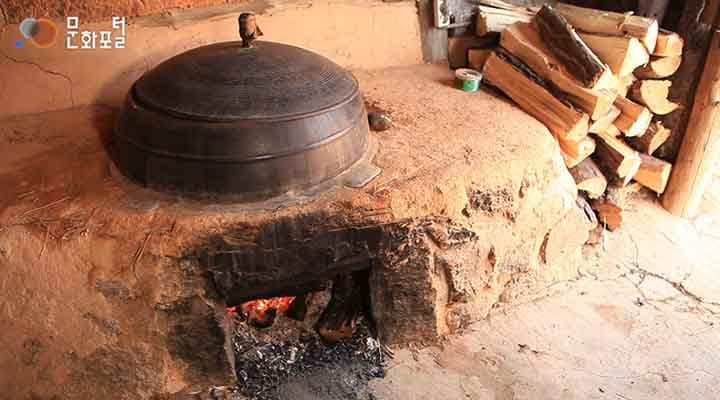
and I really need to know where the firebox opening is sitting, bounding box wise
[227,269,384,400]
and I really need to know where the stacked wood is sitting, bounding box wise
[500,23,616,119]
[614,96,652,137]
[570,158,608,199]
[634,56,682,79]
[464,1,687,226]
[468,48,492,70]
[628,80,679,115]
[482,51,589,142]
[627,121,671,155]
[594,125,642,185]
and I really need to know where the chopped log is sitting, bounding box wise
[468,48,492,70]
[614,96,652,137]
[534,5,611,89]
[653,29,684,56]
[554,3,659,52]
[448,35,498,69]
[500,22,616,120]
[579,33,650,77]
[612,74,637,97]
[662,30,720,218]
[628,80,680,115]
[316,273,365,343]
[594,125,642,185]
[589,105,621,134]
[476,5,534,36]
[591,183,625,231]
[483,51,590,141]
[634,153,672,194]
[627,121,671,155]
[634,55,682,79]
[559,135,596,163]
[570,158,608,199]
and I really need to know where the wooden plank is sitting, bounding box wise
[482,51,590,142]
[534,4,612,89]
[662,30,720,218]
[500,22,616,120]
[476,5,533,36]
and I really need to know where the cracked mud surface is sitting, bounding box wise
[370,196,720,400]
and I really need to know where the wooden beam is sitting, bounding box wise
[634,55,682,79]
[554,3,659,52]
[627,121,671,155]
[580,33,650,77]
[654,29,684,56]
[482,51,590,142]
[614,96,652,137]
[662,30,720,218]
[634,153,672,194]
[628,80,680,115]
[534,4,612,89]
[594,125,642,185]
[500,22,616,120]
[570,158,608,199]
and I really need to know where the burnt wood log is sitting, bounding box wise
[316,273,367,343]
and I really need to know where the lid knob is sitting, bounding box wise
[238,13,264,48]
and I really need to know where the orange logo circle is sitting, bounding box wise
[31,18,58,48]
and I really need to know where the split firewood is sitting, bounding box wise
[476,5,534,36]
[534,5,613,89]
[553,3,659,53]
[614,96,652,137]
[316,274,365,343]
[570,158,608,199]
[591,183,625,231]
[593,124,642,185]
[628,80,680,115]
[449,35,498,69]
[468,48,493,70]
[559,135,596,164]
[500,22,616,119]
[612,74,637,97]
[579,33,650,77]
[589,105,621,134]
[653,29,684,57]
[626,121,671,155]
[634,55,682,79]
[634,153,672,194]
[483,50,589,142]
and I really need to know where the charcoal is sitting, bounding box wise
[233,322,385,400]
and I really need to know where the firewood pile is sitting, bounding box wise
[464,1,683,232]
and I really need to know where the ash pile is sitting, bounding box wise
[230,272,387,400]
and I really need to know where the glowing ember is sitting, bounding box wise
[228,296,296,327]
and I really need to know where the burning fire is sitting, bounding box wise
[228,296,296,327]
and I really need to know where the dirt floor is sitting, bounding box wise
[370,195,720,400]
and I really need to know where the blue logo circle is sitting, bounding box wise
[15,39,24,48]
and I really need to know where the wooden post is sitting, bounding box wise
[662,30,720,218]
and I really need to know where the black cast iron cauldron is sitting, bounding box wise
[112,40,369,198]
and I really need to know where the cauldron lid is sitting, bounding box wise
[133,41,358,121]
